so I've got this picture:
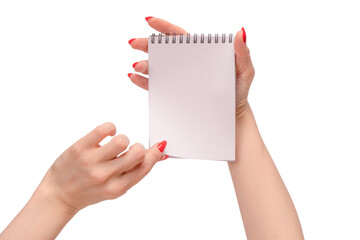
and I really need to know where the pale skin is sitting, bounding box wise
[0,122,168,240]
[130,18,304,239]
[0,17,304,240]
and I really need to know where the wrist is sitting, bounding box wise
[33,175,79,219]
[0,178,78,240]
[231,102,267,165]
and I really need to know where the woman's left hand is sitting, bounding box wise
[128,17,255,120]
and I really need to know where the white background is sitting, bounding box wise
[0,0,359,239]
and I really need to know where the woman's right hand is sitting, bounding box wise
[0,122,168,240]
[38,122,167,214]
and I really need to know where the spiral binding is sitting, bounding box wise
[150,33,233,44]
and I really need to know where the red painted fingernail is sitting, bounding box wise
[159,154,169,161]
[157,140,167,152]
[127,73,132,78]
[145,16,154,22]
[241,27,246,44]
[132,62,139,69]
[128,38,136,45]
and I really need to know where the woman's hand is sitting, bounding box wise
[128,17,255,119]
[128,18,304,239]
[0,122,167,240]
[41,122,167,213]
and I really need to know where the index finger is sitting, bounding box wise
[146,17,187,35]
[129,17,187,53]
[117,141,167,191]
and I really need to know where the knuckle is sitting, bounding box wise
[113,134,129,149]
[164,22,171,30]
[130,143,146,159]
[140,160,154,175]
[106,183,127,199]
[93,125,106,138]
[104,122,116,133]
[88,169,108,184]
[240,65,255,80]
[79,157,91,168]
[93,122,116,138]
[68,143,83,158]
[247,67,255,78]
[148,149,159,162]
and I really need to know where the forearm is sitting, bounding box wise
[0,180,76,240]
[228,107,304,239]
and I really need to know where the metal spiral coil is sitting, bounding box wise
[150,33,234,44]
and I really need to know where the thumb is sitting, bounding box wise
[114,141,168,194]
[146,140,168,165]
[234,28,255,81]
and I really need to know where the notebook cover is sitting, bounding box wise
[148,34,235,161]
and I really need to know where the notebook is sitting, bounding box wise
[148,33,235,161]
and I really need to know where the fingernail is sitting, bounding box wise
[163,154,169,160]
[127,73,132,78]
[241,27,246,44]
[145,16,154,22]
[132,62,139,69]
[128,38,136,45]
[159,154,169,161]
[157,140,167,152]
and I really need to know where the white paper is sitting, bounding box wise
[148,35,235,161]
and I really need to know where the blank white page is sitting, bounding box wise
[148,34,235,161]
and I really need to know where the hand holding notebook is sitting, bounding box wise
[129,18,250,162]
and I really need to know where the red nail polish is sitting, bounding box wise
[158,154,169,161]
[157,140,167,152]
[127,73,132,78]
[145,16,154,22]
[241,27,246,44]
[132,62,139,69]
[128,38,136,45]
